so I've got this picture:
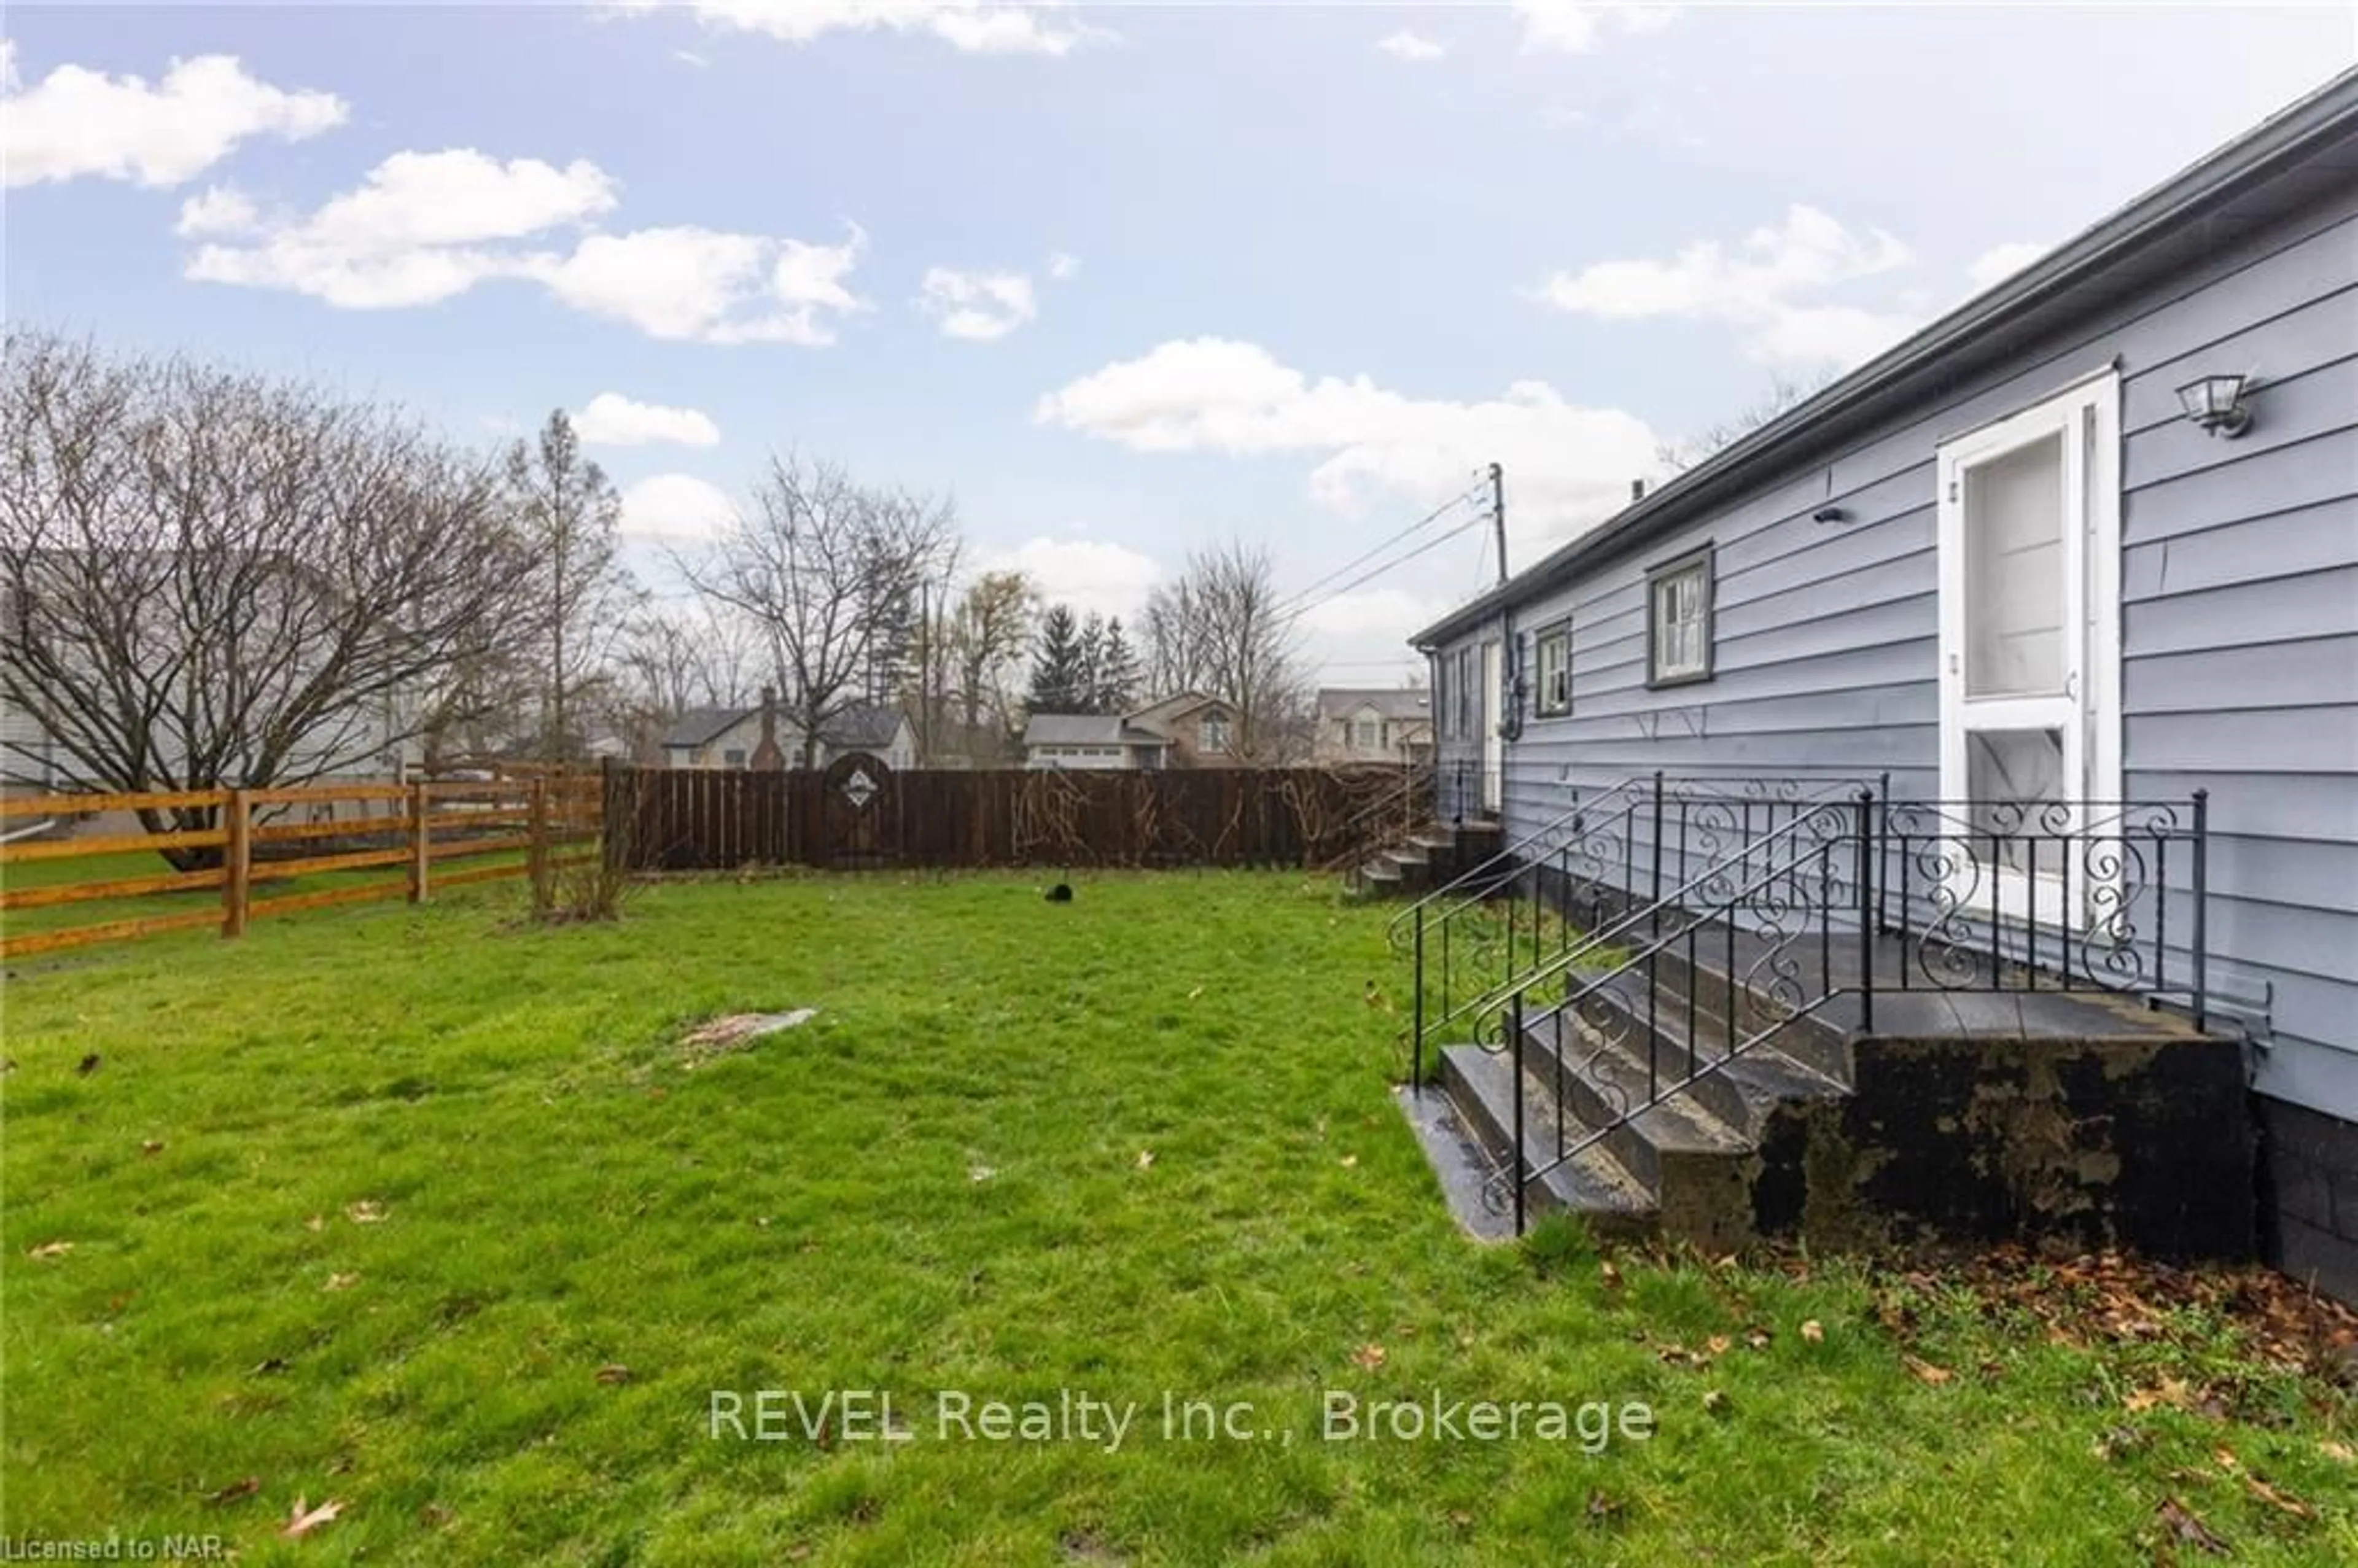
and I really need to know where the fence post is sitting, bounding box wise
[527,777,551,910]
[220,789,251,939]
[1412,910,1426,1096]
[2190,789,2209,1031]
[1856,790,1876,1033]
[407,780,430,904]
[1509,993,1527,1236]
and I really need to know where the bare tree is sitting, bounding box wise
[1144,539,1305,763]
[679,454,957,767]
[506,409,639,761]
[1140,578,1210,697]
[944,569,1035,759]
[1656,370,1840,473]
[0,330,539,860]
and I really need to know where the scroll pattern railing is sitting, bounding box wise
[1391,773,1885,1088]
[1399,782,2212,1232]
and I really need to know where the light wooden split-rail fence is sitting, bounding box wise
[0,775,601,960]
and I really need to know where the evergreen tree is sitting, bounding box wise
[1026,603,1092,712]
[1094,616,1141,712]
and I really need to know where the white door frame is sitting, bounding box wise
[1934,367,2122,928]
[1479,639,1504,814]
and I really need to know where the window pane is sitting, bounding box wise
[1966,728,2064,874]
[1964,433,2064,697]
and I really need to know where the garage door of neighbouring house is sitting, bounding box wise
[1935,368,2122,927]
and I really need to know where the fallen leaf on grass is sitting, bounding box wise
[968,1166,996,1184]
[1598,1260,1622,1289]
[27,1241,74,1260]
[1350,1343,1387,1371]
[77,1053,101,1076]
[1702,1389,1731,1416]
[2155,1497,2229,1556]
[282,1497,344,1539]
[207,1477,261,1506]
[1134,1150,1155,1170]
[323,1273,359,1292]
[1586,1490,1622,1523]
[1338,1154,1358,1169]
[1800,1320,1824,1344]
[1705,1335,1733,1357]
[1446,1509,1473,1531]
[1186,986,1204,1001]
[2321,1440,2354,1464]
[2125,1376,2192,1414]
[303,1215,325,1233]
[251,1357,288,1376]
[1902,1354,1953,1386]
[1744,1327,1772,1351]
[141,1139,165,1155]
[344,1201,386,1224]
[2243,1474,2315,1519]
[419,1504,454,1529]
[596,1365,632,1386]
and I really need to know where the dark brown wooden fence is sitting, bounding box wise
[603,763,1424,872]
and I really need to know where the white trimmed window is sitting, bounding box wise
[1535,622,1571,717]
[1647,549,1714,687]
[1200,709,1231,752]
[1352,715,1382,750]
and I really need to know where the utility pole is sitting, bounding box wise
[1489,461,1508,584]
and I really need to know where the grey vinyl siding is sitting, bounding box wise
[1430,179,2358,1120]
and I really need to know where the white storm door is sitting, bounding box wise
[1936,370,2120,932]
[1479,640,1504,813]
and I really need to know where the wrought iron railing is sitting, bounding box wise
[1393,772,1883,1087]
[1402,782,2212,1232]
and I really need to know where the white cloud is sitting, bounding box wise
[1,48,347,188]
[1046,250,1081,281]
[185,149,618,309]
[174,185,259,238]
[635,1,1107,56]
[1533,204,1919,368]
[182,147,868,343]
[575,392,722,448]
[672,49,714,68]
[1376,31,1449,62]
[544,223,869,344]
[619,473,740,541]
[1965,240,2049,293]
[918,266,1037,341]
[1035,338,1663,554]
[1514,2,1681,55]
[981,535,1161,621]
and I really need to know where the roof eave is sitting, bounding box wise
[1409,66,2358,649]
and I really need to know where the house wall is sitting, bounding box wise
[1426,179,2357,1152]
[1315,707,1434,767]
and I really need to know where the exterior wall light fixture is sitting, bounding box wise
[2175,373,2254,438]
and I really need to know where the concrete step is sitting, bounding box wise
[1439,1045,1656,1237]
[1516,1008,1753,1199]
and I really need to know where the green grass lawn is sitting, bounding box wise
[3,872,2351,1564]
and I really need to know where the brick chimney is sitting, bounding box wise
[749,685,785,770]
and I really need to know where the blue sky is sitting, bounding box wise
[6,2,2353,682]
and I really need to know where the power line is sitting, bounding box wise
[1273,479,1486,621]
[1274,511,1490,635]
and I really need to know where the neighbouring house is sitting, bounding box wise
[1019,712,1173,770]
[1409,71,2358,1298]
[1313,687,1434,768]
[1021,691,1244,770]
[660,698,917,772]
